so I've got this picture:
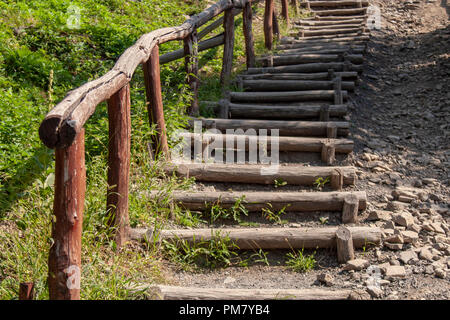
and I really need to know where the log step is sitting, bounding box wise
[281,36,369,45]
[311,8,367,16]
[180,132,354,153]
[150,190,366,212]
[297,18,366,26]
[230,90,348,103]
[247,62,363,74]
[165,163,356,186]
[139,285,353,300]
[314,15,369,21]
[228,103,348,119]
[189,118,350,136]
[241,79,355,92]
[295,24,365,31]
[279,47,364,55]
[304,0,369,8]
[257,54,363,67]
[240,71,358,81]
[131,225,379,249]
[291,32,370,41]
[294,28,364,37]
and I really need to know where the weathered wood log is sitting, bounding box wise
[180,132,354,153]
[228,103,348,119]
[132,225,380,249]
[304,0,368,7]
[330,168,344,190]
[221,9,235,86]
[230,90,348,103]
[336,226,355,263]
[257,53,344,65]
[295,28,363,37]
[312,8,367,16]
[334,76,343,104]
[264,0,274,50]
[48,129,85,300]
[342,193,359,223]
[39,0,237,149]
[277,43,365,51]
[291,0,299,15]
[19,282,35,300]
[189,118,350,136]
[321,141,336,164]
[184,31,199,115]
[247,62,362,74]
[297,18,366,26]
[143,45,169,157]
[107,85,131,247]
[292,32,370,41]
[146,285,352,300]
[242,79,355,91]
[295,23,365,31]
[243,1,255,68]
[197,8,241,40]
[280,36,369,45]
[278,48,364,56]
[160,34,224,64]
[165,163,357,186]
[218,99,230,119]
[315,14,368,20]
[272,7,280,41]
[240,71,358,81]
[281,0,289,24]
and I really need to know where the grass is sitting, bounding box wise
[285,248,317,273]
[0,1,306,299]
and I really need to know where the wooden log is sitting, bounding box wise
[272,7,280,41]
[165,163,357,186]
[247,62,363,74]
[320,104,330,121]
[39,0,236,149]
[229,103,348,119]
[293,28,363,37]
[242,79,355,91]
[48,129,85,300]
[279,48,364,56]
[107,85,131,247]
[221,9,235,86]
[305,0,368,7]
[327,122,338,138]
[280,36,369,44]
[132,225,380,249]
[342,193,359,223]
[197,8,241,40]
[19,282,34,300]
[336,226,355,263]
[277,43,365,51]
[321,141,336,165]
[181,132,354,153]
[160,34,224,64]
[143,45,169,157]
[230,90,348,103]
[330,168,344,190]
[243,1,255,68]
[334,76,343,104]
[184,31,199,115]
[264,0,274,50]
[265,52,364,65]
[281,0,289,24]
[312,8,367,16]
[240,71,358,81]
[291,0,299,15]
[294,24,365,30]
[189,118,350,136]
[315,14,368,20]
[148,285,352,300]
[218,99,230,119]
[291,32,370,41]
[297,18,366,26]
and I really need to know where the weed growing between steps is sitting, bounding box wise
[285,248,317,273]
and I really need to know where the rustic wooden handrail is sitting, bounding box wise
[40,0,289,300]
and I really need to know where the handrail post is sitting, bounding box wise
[291,0,299,15]
[272,6,280,41]
[220,8,235,86]
[48,129,86,300]
[243,0,255,69]
[143,44,170,158]
[107,84,131,248]
[264,0,274,50]
[281,0,289,25]
[184,30,199,116]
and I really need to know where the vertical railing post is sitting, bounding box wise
[184,30,199,116]
[281,0,289,25]
[48,129,86,300]
[19,282,35,300]
[220,8,235,86]
[264,0,274,50]
[106,84,131,248]
[291,0,299,15]
[272,7,280,41]
[243,0,255,69]
[143,44,170,158]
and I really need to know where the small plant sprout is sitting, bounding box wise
[262,203,290,224]
[285,248,316,273]
[314,176,330,190]
[319,216,329,225]
[274,178,287,188]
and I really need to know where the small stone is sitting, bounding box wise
[317,273,334,286]
[344,259,370,271]
[385,242,403,250]
[393,212,414,227]
[399,250,418,264]
[366,285,383,298]
[349,289,371,300]
[385,234,404,244]
[367,210,391,221]
[401,230,419,244]
[435,268,446,279]
[430,222,445,234]
[385,266,406,279]
[223,276,236,285]
[419,248,434,261]
[424,265,434,274]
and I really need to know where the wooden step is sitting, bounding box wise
[279,47,364,55]
[247,62,363,74]
[131,225,380,249]
[257,54,363,67]
[240,71,358,81]
[241,79,355,92]
[277,43,365,52]
[281,37,369,46]
[139,285,354,300]
[313,14,368,20]
[294,27,364,37]
[304,0,369,8]
[150,190,366,212]
[189,118,350,137]
[227,103,348,119]
[181,132,354,153]
[311,8,367,16]
[297,18,366,26]
[165,163,356,187]
[295,24,365,30]
[229,90,348,103]
[291,32,370,41]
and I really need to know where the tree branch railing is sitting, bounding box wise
[39,0,290,300]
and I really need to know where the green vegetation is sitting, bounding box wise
[314,176,330,190]
[285,248,317,273]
